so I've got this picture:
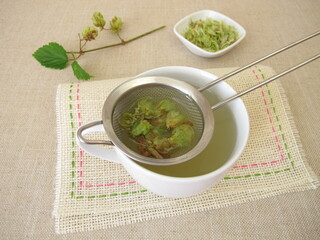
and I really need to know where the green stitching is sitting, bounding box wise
[224,168,291,180]
[224,67,294,181]
[69,84,76,198]
[256,66,295,170]
[74,190,148,199]
[68,83,148,199]
[256,66,293,168]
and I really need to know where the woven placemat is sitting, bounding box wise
[53,65,319,234]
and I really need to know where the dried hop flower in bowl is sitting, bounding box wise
[174,10,246,58]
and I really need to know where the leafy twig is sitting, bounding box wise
[32,12,166,80]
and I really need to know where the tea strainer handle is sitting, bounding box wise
[77,120,114,145]
[76,120,122,163]
[211,53,320,111]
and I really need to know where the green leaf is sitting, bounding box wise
[71,61,93,80]
[32,42,68,69]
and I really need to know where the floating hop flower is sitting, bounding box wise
[82,26,99,41]
[92,12,106,30]
[109,16,123,33]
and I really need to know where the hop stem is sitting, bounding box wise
[66,25,165,55]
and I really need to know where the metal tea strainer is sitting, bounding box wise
[78,30,319,166]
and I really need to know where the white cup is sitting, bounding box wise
[76,66,250,198]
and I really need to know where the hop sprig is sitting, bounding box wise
[32,11,165,80]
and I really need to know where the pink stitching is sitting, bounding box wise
[76,84,84,187]
[74,69,286,174]
[75,83,137,188]
[232,68,285,169]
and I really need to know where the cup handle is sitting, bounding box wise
[76,120,121,163]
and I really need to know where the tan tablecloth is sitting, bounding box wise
[1,0,319,239]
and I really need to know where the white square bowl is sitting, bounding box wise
[173,10,246,58]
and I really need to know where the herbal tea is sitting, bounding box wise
[137,93,237,177]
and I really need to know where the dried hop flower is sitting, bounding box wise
[82,26,99,41]
[92,12,106,30]
[109,16,123,33]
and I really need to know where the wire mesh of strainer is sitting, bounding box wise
[102,76,214,165]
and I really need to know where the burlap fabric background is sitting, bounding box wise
[1,0,319,239]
